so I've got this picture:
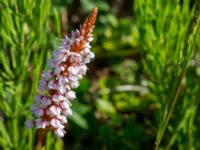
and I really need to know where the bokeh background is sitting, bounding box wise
[0,0,200,150]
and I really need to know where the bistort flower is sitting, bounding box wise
[26,8,97,138]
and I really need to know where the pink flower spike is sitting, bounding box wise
[68,67,78,75]
[50,118,64,129]
[47,106,61,117]
[61,101,70,110]
[57,85,66,94]
[33,108,44,117]
[58,76,69,85]
[52,50,68,63]
[47,80,57,90]
[62,108,72,116]
[42,71,52,81]
[58,115,68,124]
[30,104,38,111]
[47,58,55,68]
[35,119,48,129]
[70,81,79,89]
[34,95,41,105]
[41,97,51,107]
[38,79,47,91]
[54,128,66,138]
[26,8,98,138]
[52,94,64,103]
[66,91,76,100]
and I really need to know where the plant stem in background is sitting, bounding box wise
[155,69,186,150]
[155,1,200,150]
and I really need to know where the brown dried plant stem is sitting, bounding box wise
[36,129,46,150]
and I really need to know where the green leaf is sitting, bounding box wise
[70,110,89,130]
[72,101,91,115]
[96,98,116,115]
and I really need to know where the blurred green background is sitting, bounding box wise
[0,0,200,150]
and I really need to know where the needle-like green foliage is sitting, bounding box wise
[0,0,62,149]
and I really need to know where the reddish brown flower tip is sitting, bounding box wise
[83,7,98,32]
[71,7,98,52]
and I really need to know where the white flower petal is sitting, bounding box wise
[54,128,66,138]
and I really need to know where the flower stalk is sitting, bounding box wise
[36,129,46,150]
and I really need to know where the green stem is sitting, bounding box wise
[154,69,185,150]
[12,118,19,149]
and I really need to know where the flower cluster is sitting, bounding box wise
[26,8,97,138]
